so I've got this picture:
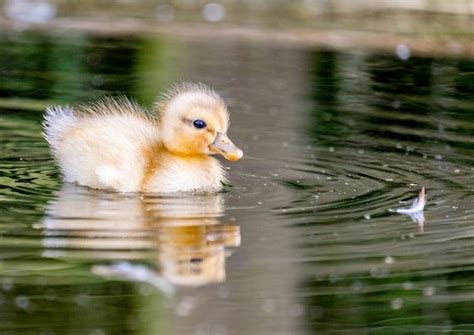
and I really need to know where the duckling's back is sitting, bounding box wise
[43,98,159,192]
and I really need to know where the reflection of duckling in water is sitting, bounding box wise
[40,184,240,287]
[43,83,243,193]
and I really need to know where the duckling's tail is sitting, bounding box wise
[42,105,77,150]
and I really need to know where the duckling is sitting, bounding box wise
[42,83,243,193]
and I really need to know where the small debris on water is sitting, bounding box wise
[15,295,29,310]
[391,297,404,310]
[395,187,426,214]
[2,278,13,291]
[202,2,226,22]
[391,187,426,229]
[403,282,414,290]
[384,256,395,264]
[395,43,411,60]
[423,286,435,297]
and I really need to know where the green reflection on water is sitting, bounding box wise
[297,47,474,334]
[0,30,473,334]
[0,32,173,334]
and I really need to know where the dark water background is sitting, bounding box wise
[0,31,473,334]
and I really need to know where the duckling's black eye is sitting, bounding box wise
[193,119,207,129]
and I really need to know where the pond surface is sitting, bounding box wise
[0,31,473,334]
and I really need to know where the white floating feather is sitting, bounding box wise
[396,187,426,214]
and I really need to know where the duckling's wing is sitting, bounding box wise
[43,97,158,192]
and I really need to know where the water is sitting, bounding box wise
[0,31,473,334]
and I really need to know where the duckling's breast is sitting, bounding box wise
[142,155,225,193]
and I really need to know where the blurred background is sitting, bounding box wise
[1,0,473,56]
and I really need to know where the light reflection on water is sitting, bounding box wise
[0,31,473,334]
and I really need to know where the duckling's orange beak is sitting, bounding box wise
[209,132,243,161]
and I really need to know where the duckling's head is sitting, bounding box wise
[156,83,243,161]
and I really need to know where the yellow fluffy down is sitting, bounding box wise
[43,83,242,193]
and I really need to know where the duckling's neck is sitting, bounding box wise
[141,142,225,193]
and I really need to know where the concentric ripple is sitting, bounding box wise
[0,32,473,334]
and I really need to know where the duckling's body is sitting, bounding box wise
[43,84,242,193]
